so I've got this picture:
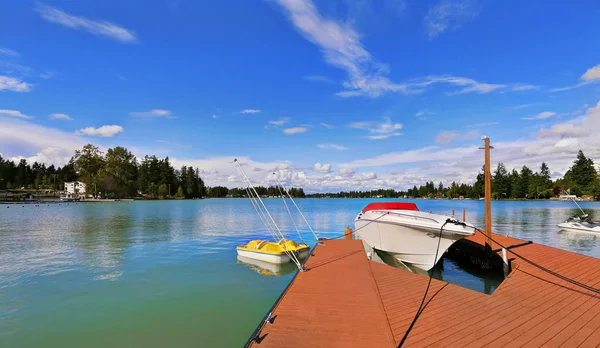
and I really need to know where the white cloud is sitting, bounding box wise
[36,4,136,43]
[0,109,33,119]
[303,75,334,84]
[348,117,402,140]
[212,114,218,119]
[522,111,556,120]
[320,122,334,129]
[49,113,72,120]
[241,109,261,114]
[313,163,331,173]
[0,47,19,57]
[0,75,32,92]
[0,119,85,166]
[551,64,600,92]
[338,167,356,177]
[361,172,377,180]
[268,117,290,126]
[317,143,347,150]
[424,0,480,39]
[283,127,308,135]
[582,64,600,81]
[76,125,124,137]
[129,109,174,119]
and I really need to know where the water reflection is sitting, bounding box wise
[236,256,297,277]
[1,198,599,347]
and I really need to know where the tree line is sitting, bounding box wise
[1,146,598,200]
[307,150,600,200]
[0,144,306,199]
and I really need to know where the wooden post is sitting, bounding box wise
[483,137,493,254]
[462,208,466,222]
[344,227,353,240]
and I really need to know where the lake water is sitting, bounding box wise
[1,198,600,347]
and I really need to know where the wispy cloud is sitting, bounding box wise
[434,130,478,144]
[212,114,218,119]
[549,81,593,93]
[522,111,556,120]
[283,127,308,135]
[76,125,124,137]
[317,143,347,150]
[303,75,334,84]
[129,109,175,119]
[416,111,434,120]
[348,117,403,140]
[241,109,261,114]
[269,117,290,126]
[511,103,543,110]
[36,3,137,43]
[320,122,334,129]
[49,113,72,120]
[550,63,600,92]
[0,61,31,76]
[424,0,480,39]
[0,109,33,119]
[0,75,33,92]
[40,71,56,79]
[274,0,533,99]
[0,47,19,57]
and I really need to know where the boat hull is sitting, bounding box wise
[557,222,600,234]
[354,210,474,271]
[236,247,310,264]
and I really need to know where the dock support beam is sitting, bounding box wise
[481,137,494,264]
[344,227,353,240]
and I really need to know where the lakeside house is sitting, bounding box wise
[64,181,86,195]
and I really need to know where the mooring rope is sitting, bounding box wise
[397,219,450,347]
[397,220,600,347]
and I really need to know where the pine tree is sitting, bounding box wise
[175,185,185,199]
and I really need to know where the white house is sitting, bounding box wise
[64,181,86,195]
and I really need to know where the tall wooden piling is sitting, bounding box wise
[482,137,493,255]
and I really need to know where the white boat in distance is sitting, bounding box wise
[557,215,600,234]
[354,202,476,271]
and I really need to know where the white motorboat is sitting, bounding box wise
[354,202,476,271]
[557,193,600,233]
[557,215,600,233]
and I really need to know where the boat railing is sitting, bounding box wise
[367,210,441,224]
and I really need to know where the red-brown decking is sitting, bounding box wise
[247,233,600,347]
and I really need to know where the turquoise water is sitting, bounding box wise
[1,199,600,347]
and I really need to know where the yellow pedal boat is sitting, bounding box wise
[236,239,310,264]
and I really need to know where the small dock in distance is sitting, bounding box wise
[246,233,600,347]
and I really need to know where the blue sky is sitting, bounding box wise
[1,0,600,192]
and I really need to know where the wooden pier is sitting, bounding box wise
[246,233,600,347]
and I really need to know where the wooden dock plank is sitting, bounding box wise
[247,232,600,348]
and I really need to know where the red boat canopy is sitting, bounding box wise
[362,202,419,213]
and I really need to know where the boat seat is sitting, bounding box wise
[255,240,268,249]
